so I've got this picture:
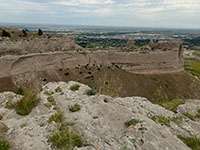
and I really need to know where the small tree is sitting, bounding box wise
[38,29,43,36]
[2,30,10,37]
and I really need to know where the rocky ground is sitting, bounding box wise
[0,81,200,150]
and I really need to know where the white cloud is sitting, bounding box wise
[0,0,49,13]
[53,0,115,6]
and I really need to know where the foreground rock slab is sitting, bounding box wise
[0,81,200,150]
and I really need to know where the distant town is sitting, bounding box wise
[1,23,200,50]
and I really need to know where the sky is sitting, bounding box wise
[0,0,200,29]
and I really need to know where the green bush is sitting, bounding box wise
[70,85,80,91]
[178,135,200,150]
[124,119,139,127]
[48,123,82,149]
[87,90,96,96]
[151,116,171,127]
[69,104,81,112]
[0,139,10,150]
[14,90,38,116]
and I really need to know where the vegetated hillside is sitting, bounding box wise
[1,65,200,102]
[0,81,200,150]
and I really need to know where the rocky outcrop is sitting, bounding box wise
[0,81,200,150]
[0,35,82,56]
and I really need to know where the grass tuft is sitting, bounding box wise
[151,116,171,127]
[182,112,196,121]
[55,87,62,93]
[178,135,200,150]
[69,104,81,112]
[14,90,38,116]
[87,90,96,96]
[47,96,55,103]
[48,123,82,149]
[70,85,80,91]
[48,112,63,123]
[16,88,25,95]
[0,139,10,150]
[124,119,139,127]
[156,99,186,113]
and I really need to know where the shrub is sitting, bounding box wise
[70,85,80,91]
[124,119,139,127]
[151,116,171,127]
[48,112,63,123]
[87,90,96,96]
[48,123,82,149]
[2,30,10,37]
[14,90,38,116]
[69,104,81,112]
[0,139,10,150]
[38,29,43,36]
[55,87,62,92]
[178,135,200,150]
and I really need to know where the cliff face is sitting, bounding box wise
[0,81,200,150]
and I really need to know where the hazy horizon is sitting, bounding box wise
[0,0,200,29]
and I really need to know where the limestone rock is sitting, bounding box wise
[0,81,199,150]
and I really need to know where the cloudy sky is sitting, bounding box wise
[0,0,200,29]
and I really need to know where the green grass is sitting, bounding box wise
[178,135,200,150]
[124,119,139,127]
[182,112,196,121]
[156,99,186,113]
[55,87,62,93]
[170,117,182,126]
[184,60,200,78]
[151,116,171,127]
[43,91,55,96]
[70,85,80,91]
[0,123,8,137]
[87,90,96,96]
[47,96,55,103]
[48,123,82,149]
[5,96,15,109]
[0,115,2,120]
[195,109,200,119]
[69,104,81,112]
[14,90,38,116]
[0,139,10,150]
[16,88,25,95]
[193,51,200,57]
[48,112,63,123]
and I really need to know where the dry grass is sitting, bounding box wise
[14,90,38,116]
